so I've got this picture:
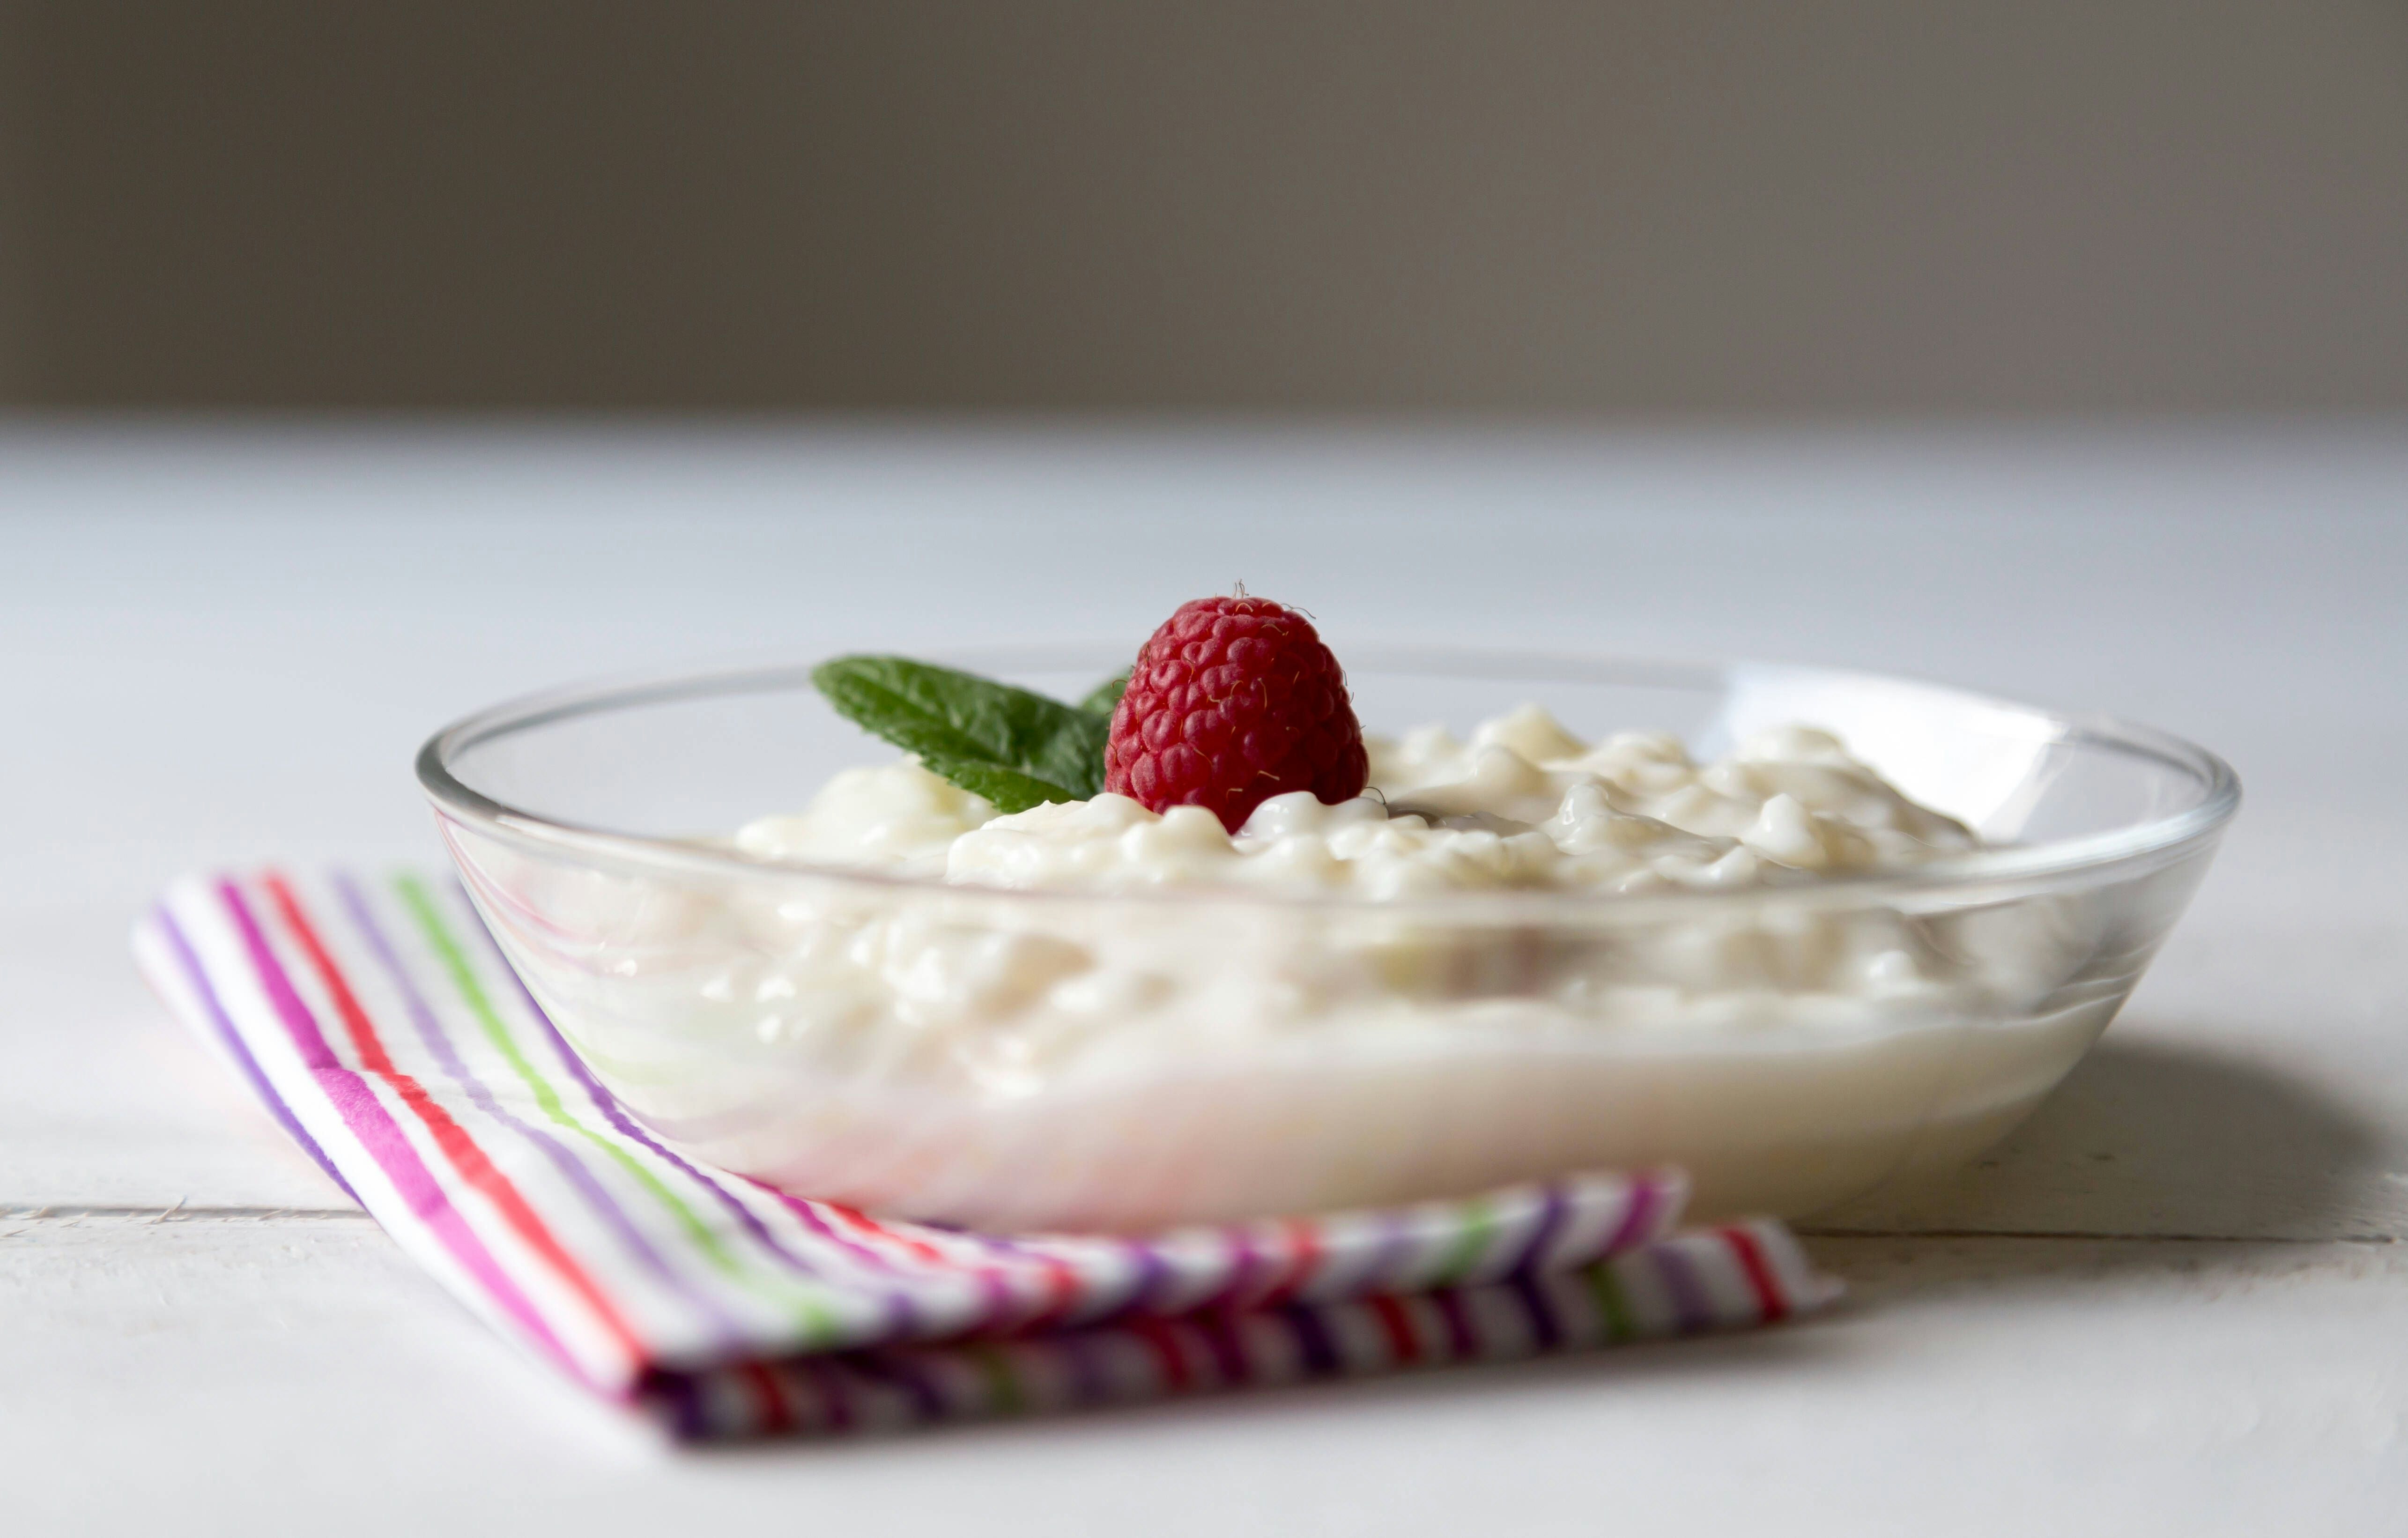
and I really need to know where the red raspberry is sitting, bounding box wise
[1106,594,1369,833]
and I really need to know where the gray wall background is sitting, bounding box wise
[4,2,2406,414]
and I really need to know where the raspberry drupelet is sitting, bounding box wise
[1105,593,1370,833]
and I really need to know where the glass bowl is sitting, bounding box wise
[418,648,2238,1233]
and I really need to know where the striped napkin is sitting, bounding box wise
[132,868,1838,1440]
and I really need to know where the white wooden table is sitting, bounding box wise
[5,424,2403,1533]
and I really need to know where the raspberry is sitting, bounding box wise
[1105,594,1369,833]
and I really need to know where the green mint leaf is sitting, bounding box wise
[913,754,1083,815]
[811,655,1108,813]
[1078,672,1130,717]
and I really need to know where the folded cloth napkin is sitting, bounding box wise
[133,867,1839,1440]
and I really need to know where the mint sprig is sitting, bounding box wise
[811,655,1123,813]
[1078,671,1129,717]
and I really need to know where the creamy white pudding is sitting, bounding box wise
[736,707,1978,897]
[514,708,2101,1232]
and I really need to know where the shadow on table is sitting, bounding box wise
[1801,1028,2390,1262]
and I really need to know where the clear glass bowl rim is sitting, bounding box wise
[416,644,2242,921]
